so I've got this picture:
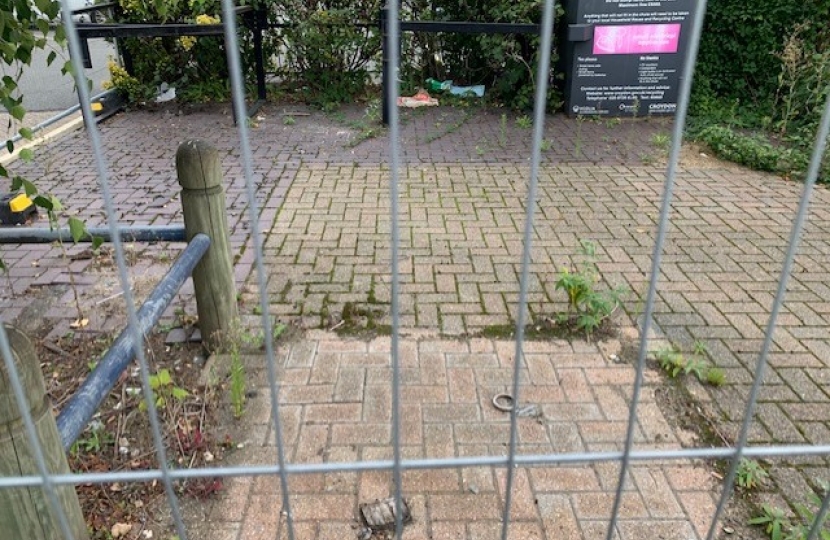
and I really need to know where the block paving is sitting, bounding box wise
[0,103,828,536]
[188,333,720,540]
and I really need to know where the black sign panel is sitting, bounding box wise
[563,0,695,117]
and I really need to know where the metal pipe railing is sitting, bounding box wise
[0,225,186,244]
[55,233,210,449]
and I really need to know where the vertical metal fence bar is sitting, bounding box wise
[604,2,709,539]
[705,91,830,540]
[807,487,830,540]
[58,3,190,539]
[218,1,297,539]
[500,2,556,540]
[0,326,77,540]
[384,0,405,537]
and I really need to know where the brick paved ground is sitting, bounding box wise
[188,333,719,540]
[1,104,829,536]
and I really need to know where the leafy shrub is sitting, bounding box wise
[277,1,381,107]
[695,1,826,103]
[695,126,784,172]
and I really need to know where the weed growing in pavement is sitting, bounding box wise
[540,139,552,152]
[554,240,627,339]
[229,351,246,418]
[750,481,830,540]
[516,115,532,129]
[574,114,585,158]
[499,113,508,147]
[750,504,791,540]
[425,109,473,143]
[652,343,726,387]
[736,458,769,490]
[283,115,296,126]
[652,133,671,152]
[640,153,657,165]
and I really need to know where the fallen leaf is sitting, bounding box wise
[111,522,132,538]
[70,318,89,329]
[110,482,122,492]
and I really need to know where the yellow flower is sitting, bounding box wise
[196,14,219,25]
[179,35,196,51]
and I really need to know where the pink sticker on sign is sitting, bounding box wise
[592,24,681,55]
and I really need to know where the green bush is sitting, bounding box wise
[695,1,826,103]
[277,1,381,107]
[695,126,783,172]
[112,0,275,103]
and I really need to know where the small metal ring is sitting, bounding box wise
[492,393,515,412]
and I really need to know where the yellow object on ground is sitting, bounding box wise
[91,102,104,112]
[9,193,33,213]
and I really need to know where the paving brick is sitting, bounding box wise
[572,492,648,520]
[334,368,365,402]
[430,493,502,521]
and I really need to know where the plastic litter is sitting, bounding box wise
[425,78,485,98]
[449,84,485,98]
[426,78,452,92]
[397,89,438,108]
[155,82,176,103]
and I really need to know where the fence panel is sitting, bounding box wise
[2,1,830,539]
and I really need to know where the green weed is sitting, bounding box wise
[652,133,671,151]
[229,351,246,418]
[139,368,189,412]
[499,113,508,147]
[736,458,768,490]
[516,115,532,129]
[750,483,830,540]
[651,341,726,387]
[554,240,627,338]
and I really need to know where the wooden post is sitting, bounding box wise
[176,140,239,349]
[0,324,89,540]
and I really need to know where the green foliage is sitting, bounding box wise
[696,1,825,102]
[695,125,789,173]
[229,350,245,418]
[139,368,190,411]
[750,504,790,540]
[113,0,270,103]
[554,240,626,338]
[736,458,768,490]
[706,367,726,387]
[652,342,726,387]
[279,2,380,107]
[400,0,564,111]
[750,484,830,540]
[516,115,532,129]
[70,421,114,456]
[691,15,829,183]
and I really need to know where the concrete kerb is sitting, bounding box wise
[0,112,85,167]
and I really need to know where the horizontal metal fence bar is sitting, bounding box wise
[56,233,211,449]
[3,444,830,490]
[7,89,116,145]
[76,23,226,38]
[399,20,540,34]
[0,225,185,244]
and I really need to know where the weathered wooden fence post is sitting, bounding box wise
[0,324,89,539]
[176,140,239,348]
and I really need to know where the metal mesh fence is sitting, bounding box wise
[2,1,830,539]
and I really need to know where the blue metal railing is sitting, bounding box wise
[56,233,210,449]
